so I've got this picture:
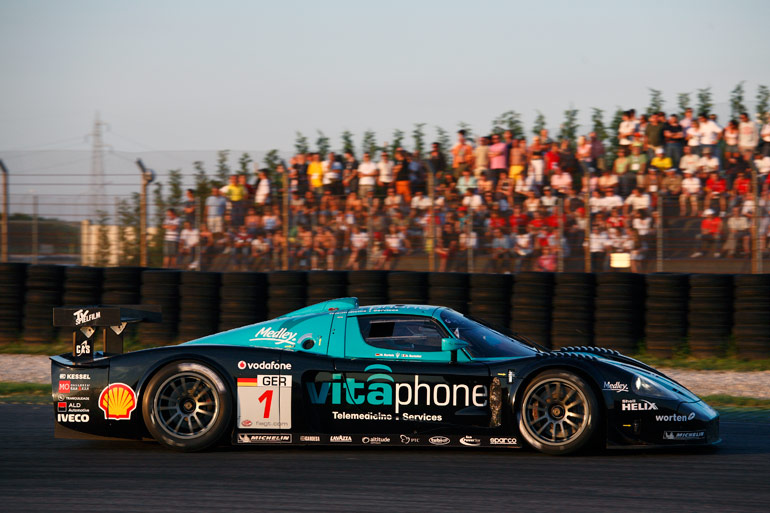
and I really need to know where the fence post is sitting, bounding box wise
[32,194,39,264]
[467,213,474,273]
[557,197,565,272]
[427,161,435,272]
[751,159,761,274]
[282,168,289,270]
[0,160,8,263]
[366,196,374,270]
[656,195,663,272]
[136,159,154,268]
[583,166,591,273]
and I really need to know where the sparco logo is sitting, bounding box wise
[429,436,450,446]
[664,430,705,440]
[656,412,696,422]
[460,436,481,447]
[73,309,101,326]
[621,399,658,411]
[237,360,292,371]
[330,435,352,443]
[490,437,518,445]
[306,364,488,414]
[603,381,629,393]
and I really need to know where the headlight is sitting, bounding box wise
[632,375,680,400]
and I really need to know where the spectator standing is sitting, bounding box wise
[205,187,227,234]
[220,175,247,227]
[179,220,200,269]
[393,148,411,202]
[645,113,665,157]
[488,133,507,182]
[307,153,324,192]
[485,228,511,273]
[509,139,527,183]
[663,114,685,165]
[738,112,758,157]
[760,114,770,156]
[322,152,343,196]
[680,169,701,216]
[473,135,490,179]
[686,120,701,154]
[618,111,637,150]
[377,151,394,193]
[698,114,722,156]
[183,189,196,226]
[162,208,181,268]
[451,130,475,177]
[724,120,740,156]
[342,151,359,195]
[254,169,271,206]
[357,152,378,198]
[251,232,272,270]
[724,207,750,258]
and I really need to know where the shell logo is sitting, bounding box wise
[98,383,137,420]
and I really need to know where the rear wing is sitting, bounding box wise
[53,305,161,360]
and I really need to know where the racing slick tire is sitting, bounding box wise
[142,361,232,452]
[518,369,599,455]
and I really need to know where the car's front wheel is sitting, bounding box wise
[518,369,599,455]
[142,361,232,451]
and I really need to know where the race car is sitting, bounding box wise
[51,298,719,454]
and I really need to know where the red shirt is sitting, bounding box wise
[701,217,722,235]
[734,177,750,195]
[488,216,506,230]
[545,150,560,171]
[706,177,726,194]
[606,215,626,228]
[530,218,546,230]
[509,213,529,229]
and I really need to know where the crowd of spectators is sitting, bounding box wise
[160,109,770,272]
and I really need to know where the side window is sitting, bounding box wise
[357,315,446,352]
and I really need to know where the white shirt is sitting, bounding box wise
[682,177,701,194]
[255,178,270,204]
[686,126,701,147]
[761,123,770,143]
[619,120,637,144]
[598,195,623,211]
[698,156,720,173]
[738,121,758,148]
[589,196,603,214]
[680,154,700,173]
[179,228,199,248]
[410,195,432,210]
[551,172,572,192]
[351,231,369,250]
[385,232,404,251]
[625,193,651,211]
[378,160,394,183]
[589,231,609,252]
[698,120,722,145]
[321,161,340,184]
[461,194,483,209]
[632,217,652,236]
[357,161,378,186]
[755,156,770,175]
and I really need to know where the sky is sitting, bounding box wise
[1,0,769,158]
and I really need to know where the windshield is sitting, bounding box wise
[439,309,539,358]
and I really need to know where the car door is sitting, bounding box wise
[330,313,492,437]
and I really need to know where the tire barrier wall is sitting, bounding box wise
[2,266,769,358]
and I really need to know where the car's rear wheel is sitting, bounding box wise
[518,369,598,455]
[142,361,232,451]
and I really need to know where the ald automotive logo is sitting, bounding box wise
[306,364,488,414]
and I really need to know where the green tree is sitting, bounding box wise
[263,149,281,177]
[646,88,665,115]
[559,107,579,144]
[362,130,378,156]
[116,193,140,266]
[677,92,691,116]
[591,107,608,142]
[316,130,330,156]
[214,150,230,187]
[412,123,426,154]
[757,85,770,120]
[165,169,184,214]
[94,209,111,267]
[294,132,309,155]
[532,111,547,136]
[729,81,747,120]
[193,160,210,204]
[390,129,405,154]
[340,130,355,155]
[696,87,713,116]
[608,107,625,155]
[238,152,253,175]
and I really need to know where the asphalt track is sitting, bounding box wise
[1,405,769,512]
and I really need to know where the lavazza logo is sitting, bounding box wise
[237,360,292,371]
[621,399,658,411]
[330,435,353,443]
[603,381,629,393]
[73,309,101,326]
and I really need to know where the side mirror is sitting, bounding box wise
[441,338,469,363]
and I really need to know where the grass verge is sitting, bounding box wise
[0,382,50,404]
[631,354,770,372]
